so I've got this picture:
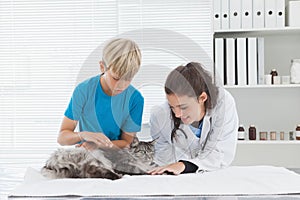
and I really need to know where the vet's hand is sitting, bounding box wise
[78,131,113,148]
[148,162,185,175]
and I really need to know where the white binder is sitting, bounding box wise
[214,38,225,85]
[237,38,247,86]
[221,0,230,30]
[247,37,258,85]
[265,0,277,28]
[241,0,253,29]
[257,37,265,85]
[253,0,265,28]
[226,38,236,86]
[213,0,222,31]
[229,0,241,29]
[288,1,300,27]
[276,0,285,28]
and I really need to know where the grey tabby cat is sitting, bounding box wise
[41,137,157,180]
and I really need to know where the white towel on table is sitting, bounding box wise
[9,165,300,197]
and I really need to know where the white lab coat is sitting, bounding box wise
[149,87,238,172]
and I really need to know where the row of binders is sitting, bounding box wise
[214,37,264,86]
[213,0,285,30]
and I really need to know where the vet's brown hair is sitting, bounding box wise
[164,62,219,140]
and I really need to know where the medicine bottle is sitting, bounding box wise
[291,59,300,84]
[238,125,245,140]
[289,131,294,140]
[270,69,278,84]
[296,125,300,140]
[249,125,256,140]
[259,131,267,140]
[270,131,276,140]
[280,131,285,140]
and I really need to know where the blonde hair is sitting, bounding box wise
[102,38,141,80]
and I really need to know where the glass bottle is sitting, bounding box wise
[270,69,278,84]
[280,131,285,140]
[259,131,267,140]
[238,125,245,140]
[291,59,300,84]
[296,125,300,140]
[249,125,256,140]
[289,131,294,140]
[270,131,276,140]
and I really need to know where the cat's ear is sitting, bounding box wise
[149,137,159,145]
[130,136,139,148]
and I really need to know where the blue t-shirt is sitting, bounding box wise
[64,74,144,140]
[189,120,203,138]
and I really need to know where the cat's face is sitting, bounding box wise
[130,139,155,162]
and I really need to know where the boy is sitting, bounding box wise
[57,38,143,150]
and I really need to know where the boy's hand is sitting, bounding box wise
[78,131,113,148]
[76,141,98,150]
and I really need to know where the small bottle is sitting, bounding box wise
[259,131,267,140]
[270,69,278,84]
[238,125,245,140]
[280,131,285,140]
[296,125,300,140]
[249,125,256,140]
[270,131,276,140]
[291,59,300,84]
[289,131,294,140]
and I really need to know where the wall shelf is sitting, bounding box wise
[224,84,300,89]
[237,140,300,145]
[214,27,300,37]
[212,0,300,167]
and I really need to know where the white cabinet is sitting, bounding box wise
[214,27,300,132]
[213,27,300,167]
[233,141,300,168]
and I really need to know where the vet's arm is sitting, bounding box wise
[57,116,113,147]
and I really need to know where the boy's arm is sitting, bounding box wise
[57,116,113,148]
[57,116,81,145]
[111,131,136,148]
